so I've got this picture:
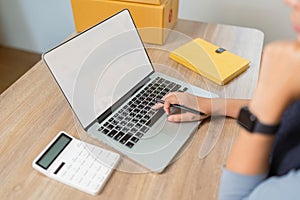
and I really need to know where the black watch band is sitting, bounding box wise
[237,106,280,135]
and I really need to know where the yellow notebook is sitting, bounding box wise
[169,38,250,85]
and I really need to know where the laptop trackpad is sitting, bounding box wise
[146,115,197,142]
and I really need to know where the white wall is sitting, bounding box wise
[0,0,75,53]
[178,0,296,43]
[0,0,297,53]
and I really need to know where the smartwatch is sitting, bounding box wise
[237,106,280,135]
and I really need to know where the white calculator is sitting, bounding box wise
[32,131,120,195]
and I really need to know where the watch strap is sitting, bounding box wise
[238,106,280,135]
[253,121,280,135]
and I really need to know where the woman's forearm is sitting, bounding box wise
[226,130,274,175]
[226,96,284,175]
[207,98,249,118]
[226,99,250,118]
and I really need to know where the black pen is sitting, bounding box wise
[155,99,207,116]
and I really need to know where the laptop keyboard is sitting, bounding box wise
[98,77,184,148]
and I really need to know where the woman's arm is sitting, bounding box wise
[210,98,249,119]
[219,40,300,200]
[153,92,249,122]
[226,40,300,176]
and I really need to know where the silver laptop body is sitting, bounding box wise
[43,9,214,172]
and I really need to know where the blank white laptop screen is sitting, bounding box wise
[43,10,153,128]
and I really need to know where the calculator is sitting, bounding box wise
[32,131,120,195]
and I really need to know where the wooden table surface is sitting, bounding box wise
[0,19,264,200]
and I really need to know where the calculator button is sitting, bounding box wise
[91,148,103,157]
[54,162,65,175]
[99,166,110,176]
[73,174,82,183]
[82,178,91,187]
[90,182,100,191]
[70,163,78,171]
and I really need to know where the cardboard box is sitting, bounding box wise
[71,0,178,44]
[113,0,161,5]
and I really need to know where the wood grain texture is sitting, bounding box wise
[0,19,264,200]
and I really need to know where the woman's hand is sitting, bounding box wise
[152,92,211,122]
[250,40,300,125]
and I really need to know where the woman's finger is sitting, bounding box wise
[167,112,202,122]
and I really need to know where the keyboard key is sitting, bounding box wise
[148,110,155,116]
[120,134,132,144]
[135,132,143,138]
[120,121,127,126]
[131,137,139,143]
[121,112,127,117]
[115,125,122,131]
[108,130,118,138]
[125,142,134,148]
[136,123,142,129]
[140,110,147,115]
[136,114,143,119]
[124,116,132,121]
[116,115,124,121]
[139,96,145,101]
[130,103,137,109]
[146,109,165,127]
[129,112,136,117]
[133,108,140,113]
[98,126,105,132]
[111,119,119,125]
[141,102,148,107]
[127,123,134,128]
[148,101,156,107]
[130,127,137,133]
[140,126,149,133]
[138,104,144,109]
[107,124,114,130]
[122,127,129,133]
[101,129,110,135]
[139,119,147,124]
[143,115,151,120]
[171,84,181,92]
[157,78,163,83]
[113,132,125,141]
[131,118,139,123]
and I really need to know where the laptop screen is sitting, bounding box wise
[43,10,154,128]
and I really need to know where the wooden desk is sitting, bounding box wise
[0,19,263,200]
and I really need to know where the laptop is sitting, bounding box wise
[43,9,216,173]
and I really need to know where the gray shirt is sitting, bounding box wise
[218,168,300,200]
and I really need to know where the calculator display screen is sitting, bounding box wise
[36,133,72,169]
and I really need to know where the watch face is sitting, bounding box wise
[237,107,256,132]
